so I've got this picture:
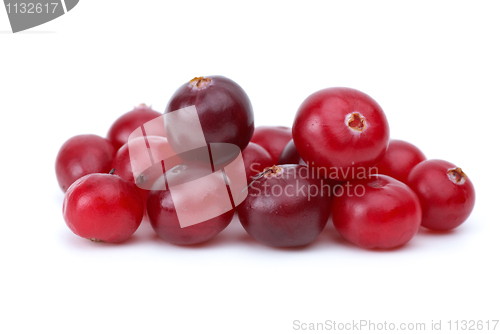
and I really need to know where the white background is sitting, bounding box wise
[1,1,499,333]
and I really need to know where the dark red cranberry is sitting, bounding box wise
[166,76,254,151]
[407,159,475,231]
[107,104,162,150]
[241,142,274,181]
[332,175,421,249]
[147,161,235,245]
[293,87,390,178]
[63,172,143,243]
[55,134,116,192]
[238,165,331,247]
[277,139,305,165]
[375,139,426,183]
[251,126,292,163]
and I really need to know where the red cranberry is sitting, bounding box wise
[55,134,116,192]
[107,104,162,150]
[147,161,235,245]
[375,139,426,183]
[406,159,475,231]
[277,139,305,165]
[166,76,254,151]
[251,126,292,163]
[332,175,421,249]
[63,172,143,243]
[238,165,331,247]
[292,87,390,178]
[325,179,347,199]
[112,141,149,211]
[111,136,183,214]
[241,142,274,181]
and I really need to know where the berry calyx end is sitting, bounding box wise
[263,165,283,178]
[447,167,467,185]
[346,112,367,132]
[189,77,212,90]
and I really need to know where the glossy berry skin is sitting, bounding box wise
[407,159,475,231]
[107,104,162,150]
[147,161,235,245]
[55,134,116,192]
[277,139,305,165]
[251,126,292,163]
[241,142,274,181]
[148,191,234,245]
[375,139,426,183]
[332,175,421,249]
[63,173,144,243]
[292,87,390,176]
[238,165,331,247]
[166,76,254,151]
[111,140,149,210]
[111,136,183,214]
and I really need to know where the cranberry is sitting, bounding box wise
[331,175,421,249]
[325,179,347,199]
[277,139,305,165]
[62,172,143,243]
[406,159,475,231]
[238,165,331,247]
[147,161,235,245]
[106,104,162,150]
[375,139,426,183]
[251,126,292,163]
[55,134,116,192]
[241,142,274,181]
[166,76,254,151]
[111,136,183,214]
[292,87,390,178]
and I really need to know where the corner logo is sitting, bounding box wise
[3,0,79,33]
[128,106,249,228]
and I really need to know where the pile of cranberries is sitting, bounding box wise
[56,76,475,249]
